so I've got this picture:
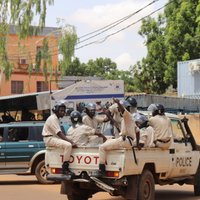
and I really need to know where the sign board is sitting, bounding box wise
[51,80,124,110]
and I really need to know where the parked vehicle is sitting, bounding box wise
[46,113,200,200]
[0,121,69,184]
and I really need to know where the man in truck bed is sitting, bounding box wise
[67,110,107,147]
[97,98,140,176]
[42,102,77,175]
[147,103,173,150]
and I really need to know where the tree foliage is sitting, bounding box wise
[66,57,133,91]
[133,0,200,93]
[132,15,168,94]
[58,24,78,76]
[164,0,200,87]
[0,0,77,81]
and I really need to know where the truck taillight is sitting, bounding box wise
[51,168,62,174]
[106,171,119,178]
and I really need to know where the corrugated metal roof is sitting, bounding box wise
[0,91,51,100]
[132,94,200,113]
[0,91,53,112]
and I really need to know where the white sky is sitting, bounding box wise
[44,0,168,71]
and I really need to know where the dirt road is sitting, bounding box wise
[0,175,199,200]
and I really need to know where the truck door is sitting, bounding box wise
[5,126,40,170]
[169,119,198,177]
[0,127,6,168]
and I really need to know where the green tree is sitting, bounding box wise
[164,0,200,87]
[132,15,168,94]
[65,57,133,92]
[0,0,77,80]
[133,0,200,93]
[66,57,118,77]
[84,58,118,78]
[65,57,85,76]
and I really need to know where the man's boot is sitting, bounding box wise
[62,161,74,176]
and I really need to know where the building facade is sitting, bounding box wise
[0,25,60,96]
[177,59,200,98]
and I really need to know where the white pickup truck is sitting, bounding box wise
[45,113,200,200]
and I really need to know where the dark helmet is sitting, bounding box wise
[85,103,96,110]
[133,113,148,128]
[147,103,165,116]
[85,103,96,118]
[70,111,82,124]
[147,104,158,113]
[127,96,137,107]
[120,100,131,108]
[156,104,165,115]
[52,102,66,113]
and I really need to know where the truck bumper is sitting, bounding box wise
[47,174,73,181]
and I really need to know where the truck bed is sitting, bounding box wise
[46,147,173,179]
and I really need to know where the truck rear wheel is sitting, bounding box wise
[138,169,155,200]
[194,164,200,196]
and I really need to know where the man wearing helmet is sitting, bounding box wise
[133,113,155,148]
[147,103,173,150]
[108,96,138,138]
[67,111,107,147]
[42,102,77,176]
[126,96,138,113]
[97,98,140,177]
[83,102,108,130]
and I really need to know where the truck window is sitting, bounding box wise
[171,119,185,142]
[0,128,3,142]
[8,127,28,141]
[29,126,43,141]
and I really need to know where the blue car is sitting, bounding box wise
[0,121,70,184]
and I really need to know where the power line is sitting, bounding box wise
[77,0,159,44]
[5,0,172,61]
[5,0,160,59]
[76,2,170,49]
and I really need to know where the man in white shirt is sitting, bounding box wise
[67,111,107,147]
[108,96,138,138]
[97,98,140,177]
[133,112,155,148]
[83,103,108,130]
[42,102,77,175]
[147,104,173,150]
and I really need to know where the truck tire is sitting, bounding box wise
[138,169,155,200]
[194,164,200,196]
[35,160,54,184]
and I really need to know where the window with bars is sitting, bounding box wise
[11,81,24,94]
[37,81,48,92]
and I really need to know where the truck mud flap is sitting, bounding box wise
[90,177,116,195]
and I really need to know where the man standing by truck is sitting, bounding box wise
[42,102,77,175]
